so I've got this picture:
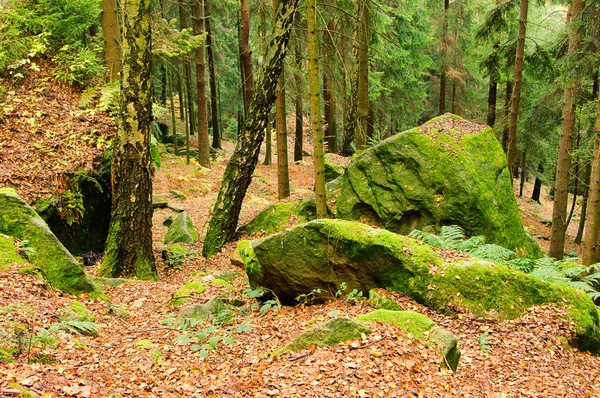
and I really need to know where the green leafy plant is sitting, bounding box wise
[344,289,365,305]
[16,240,36,260]
[478,331,491,354]
[171,325,235,358]
[243,286,281,313]
[295,288,324,306]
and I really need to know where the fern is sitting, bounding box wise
[408,229,443,248]
[455,235,486,252]
[529,266,570,284]
[439,225,466,244]
[470,244,516,261]
[504,258,535,273]
[79,86,98,109]
[56,320,101,336]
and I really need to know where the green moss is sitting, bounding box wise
[212,278,235,291]
[238,240,262,281]
[164,211,198,245]
[0,189,97,294]
[0,234,26,270]
[171,281,205,306]
[133,248,158,280]
[275,318,371,356]
[238,202,295,237]
[355,310,435,339]
[61,300,95,322]
[367,289,402,311]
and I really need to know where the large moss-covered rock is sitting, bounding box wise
[164,211,198,245]
[355,309,460,371]
[0,188,97,294]
[0,234,26,271]
[243,115,540,257]
[240,219,600,352]
[275,317,371,356]
[238,200,315,238]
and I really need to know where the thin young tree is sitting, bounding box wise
[549,0,585,260]
[307,0,326,218]
[203,0,299,257]
[192,0,211,168]
[355,0,369,150]
[293,13,303,163]
[99,0,156,279]
[100,0,121,81]
[205,0,221,149]
[239,0,254,116]
[582,87,600,265]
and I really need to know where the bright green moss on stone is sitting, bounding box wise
[367,289,402,311]
[0,189,97,294]
[274,318,371,356]
[61,300,95,322]
[164,211,198,245]
[171,280,205,306]
[0,234,26,270]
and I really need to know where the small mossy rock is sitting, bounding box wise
[355,309,460,371]
[275,318,371,355]
[241,219,600,353]
[368,289,402,311]
[152,194,169,209]
[171,280,205,306]
[214,271,242,282]
[177,297,234,325]
[164,212,198,245]
[0,189,97,294]
[93,277,134,287]
[162,244,188,266]
[324,154,345,183]
[0,234,26,270]
[230,247,244,268]
[61,300,95,322]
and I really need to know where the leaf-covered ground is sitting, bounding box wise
[1,75,600,397]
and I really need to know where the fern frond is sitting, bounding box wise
[505,258,535,273]
[439,225,466,243]
[470,244,516,262]
[560,265,587,281]
[455,235,486,252]
[408,229,443,248]
[559,281,596,293]
[57,320,100,336]
[530,266,570,284]
[79,86,98,109]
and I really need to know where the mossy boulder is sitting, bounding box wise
[0,189,97,294]
[0,234,26,270]
[355,309,460,371]
[237,200,315,237]
[171,280,205,306]
[164,211,198,245]
[275,318,370,356]
[324,154,345,182]
[244,115,540,258]
[161,244,188,267]
[240,219,600,352]
[368,289,402,311]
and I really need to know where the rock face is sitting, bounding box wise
[0,188,97,294]
[242,114,540,257]
[240,219,600,352]
[164,212,198,245]
[355,309,460,371]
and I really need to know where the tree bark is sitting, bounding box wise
[239,0,254,117]
[205,0,221,149]
[501,81,511,153]
[274,0,291,199]
[202,0,299,258]
[100,0,121,81]
[549,0,584,260]
[260,4,272,165]
[355,0,369,150]
[438,0,449,116]
[506,0,528,180]
[323,19,337,153]
[582,88,600,265]
[519,151,526,197]
[99,0,156,279]
[575,162,591,244]
[531,162,543,203]
[487,79,497,127]
[192,0,211,168]
[307,0,327,219]
[167,66,178,155]
[294,16,303,163]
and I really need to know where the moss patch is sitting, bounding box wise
[171,280,205,306]
[0,234,26,270]
[61,300,95,322]
[367,289,402,311]
[275,318,371,356]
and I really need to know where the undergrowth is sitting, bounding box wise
[409,225,600,303]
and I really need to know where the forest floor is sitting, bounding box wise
[2,69,600,396]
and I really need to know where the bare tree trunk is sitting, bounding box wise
[167,67,178,155]
[583,89,600,265]
[355,0,369,150]
[99,0,156,279]
[205,0,221,149]
[192,0,211,168]
[239,0,254,117]
[439,0,449,115]
[260,4,272,165]
[506,0,528,179]
[307,0,327,218]
[294,16,303,163]
[323,19,337,153]
[100,0,121,81]
[274,0,291,199]
[501,81,511,153]
[550,0,584,260]
[202,0,299,257]
[519,151,526,197]
[487,78,497,127]
[576,162,591,244]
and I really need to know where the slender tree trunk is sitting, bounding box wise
[506,0,528,179]
[307,0,327,219]
[487,79,497,127]
[274,0,291,199]
[576,162,591,244]
[192,0,211,168]
[501,81,512,153]
[205,0,221,149]
[99,0,156,279]
[294,16,303,163]
[160,65,167,105]
[239,0,254,117]
[355,0,369,150]
[202,0,299,257]
[260,4,272,165]
[550,0,584,260]
[531,163,543,203]
[582,89,600,265]
[519,151,526,197]
[100,0,121,81]
[323,19,336,153]
[439,0,449,115]
[177,64,185,120]
[167,67,178,155]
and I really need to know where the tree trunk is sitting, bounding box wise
[439,0,449,115]
[549,0,584,260]
[160,65,167,105]
[531,163,543,203]
[307,0,327,219]
[100,0,121,81]
[239,0,254,117]
[506,0,528,179]
[501,81,511,153]
[260,4,272,165]
[202,0,299,258]
[192,0,211,168]
[575,162,591,244]
[487,78,497,127]
[294,17,303,163]
[274,0,291,199]
[519,151,526,197]
[205,0,221,149]
[323,18,336,153]
[167,66,178,155]
[99,0,156,279]
[582,88,600,265]
[355,0,369,150]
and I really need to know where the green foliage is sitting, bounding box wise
[51,45,105,85]
[478,331,491,354]
[243,286,281,313]
[16,239,37,260]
